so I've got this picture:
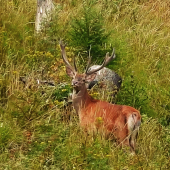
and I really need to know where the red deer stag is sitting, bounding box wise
[60,44,141,153]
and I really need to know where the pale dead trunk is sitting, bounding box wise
[35,0,54,32]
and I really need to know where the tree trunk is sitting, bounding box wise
[35,0,54,32]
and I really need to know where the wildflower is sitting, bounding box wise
[40,52,44,55]
[97,117,103,121]
[93,92,99,95]
[13,71,18,74]
[57,44,60,49]
[54,100,59,104]
[96,117,103,124]
[68,58,72,62]
[41,142,45,145]
[62,89,67,92]
[46,52,53,58]
[65,46,69,50]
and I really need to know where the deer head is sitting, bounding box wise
[60,43,116,95]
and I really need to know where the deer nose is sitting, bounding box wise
[72,81,78,86]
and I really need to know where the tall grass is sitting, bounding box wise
[0,0,170,169]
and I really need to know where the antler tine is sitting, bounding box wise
[86,48,116,75]
[85,45,92,74]
[73,55,77,72]
[104,48,116,66]
[59,42,76,72]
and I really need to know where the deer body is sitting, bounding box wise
[71,74,141,149]
[60,43,141,153]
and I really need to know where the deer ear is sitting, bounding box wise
[85,73,97,82]
[66,66,75,78]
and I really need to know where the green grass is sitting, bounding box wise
[0,0,170,169]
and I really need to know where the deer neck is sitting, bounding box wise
[72,85,91,114]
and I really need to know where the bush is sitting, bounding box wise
[116,74,156,117]
[67,1,111,62]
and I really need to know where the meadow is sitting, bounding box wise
[0,0,170,169]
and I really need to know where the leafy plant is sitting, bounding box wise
[0,123,12,150]
[116,75,155,116]
[10,89,50,128]
[52,83,72,102]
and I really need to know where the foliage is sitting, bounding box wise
[9,89,49,128]
[67,0,111,62]
[116,74,156,117]
[52,83,72,102]
[0,123,12,150]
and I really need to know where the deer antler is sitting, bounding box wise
[73,55,77,72]
[86,48,116,75]
[85,45,92,74]
[59,41,77,72]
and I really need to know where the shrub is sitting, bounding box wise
[67,1,111,62]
